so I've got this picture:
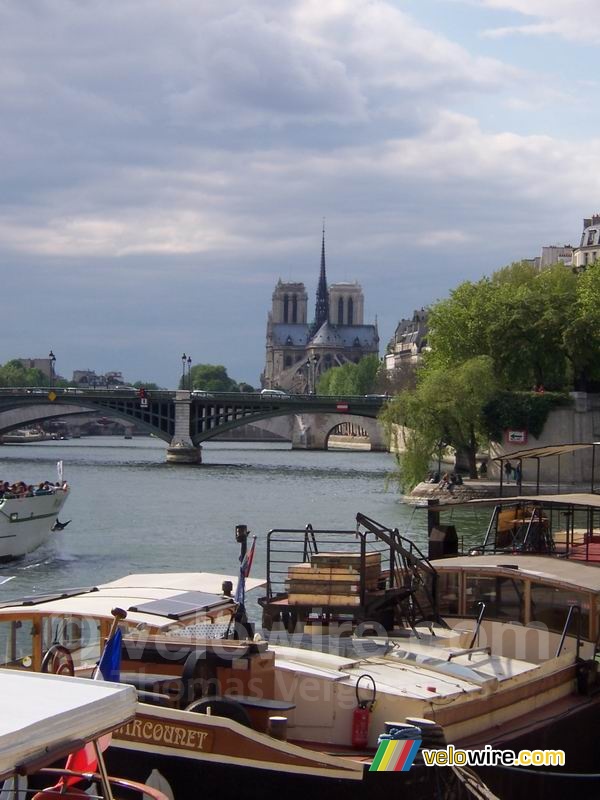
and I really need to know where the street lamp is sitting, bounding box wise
[305,355,318,395]
[187,356,192,390]
[181,353,187,389]
[48,350,56,387]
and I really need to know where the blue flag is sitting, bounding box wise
[97,627,122,682]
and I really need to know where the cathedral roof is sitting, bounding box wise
[334,324,379,348]
[309,321,342,346]
[308,322,378,349]
[271,324,310,346]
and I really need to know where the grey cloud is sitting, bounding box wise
[0,0,597,385]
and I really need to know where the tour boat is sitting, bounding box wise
[0,502,597,800]
[0,669,168,800]
[0,428,45,444]
[0,483,70,562]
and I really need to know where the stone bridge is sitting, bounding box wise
[0,388,389,463]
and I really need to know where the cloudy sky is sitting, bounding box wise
[2,0,600,387]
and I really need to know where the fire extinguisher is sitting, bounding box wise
[351,673,377,749]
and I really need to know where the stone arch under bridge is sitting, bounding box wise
[291,413,388,451]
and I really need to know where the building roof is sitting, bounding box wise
[271,322,378,349]
[310,321,343,346]
[271,323,310,346]
[308,322,378,349]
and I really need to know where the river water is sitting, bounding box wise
[0,437,485,615]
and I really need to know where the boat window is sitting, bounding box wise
[0,619,35,668]
[465,574,525,622]
[437,572,459,615]
[41,616,102,669]
[530,584,590,636]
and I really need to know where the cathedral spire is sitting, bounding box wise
[313,221,329,332]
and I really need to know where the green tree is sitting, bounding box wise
[381,356,497,487]
[316,355,381,395]
[0,361,51,387]
[427,262,580,391]
[564,262,600,389]
[185,364,238,392]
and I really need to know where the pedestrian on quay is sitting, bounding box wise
[504,460,513,484]
[514,463,522,485]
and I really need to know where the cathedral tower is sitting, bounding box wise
[271,281,307,324]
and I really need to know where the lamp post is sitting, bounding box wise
[181,353,187,390]
[187,356,192,390]
[48,350,56,388]
[305,355,317,395]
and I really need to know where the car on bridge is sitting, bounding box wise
[260,389,289,398]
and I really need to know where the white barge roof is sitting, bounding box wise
[0,572,266,629]
[432,554,600,592]
[0,669,136,780]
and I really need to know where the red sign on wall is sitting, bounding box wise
[336,402,349,412]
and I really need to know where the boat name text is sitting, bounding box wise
[115,717,214,752]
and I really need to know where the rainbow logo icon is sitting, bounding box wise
[369,738,422,772]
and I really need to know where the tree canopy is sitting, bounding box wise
[427,261,600,391]
[0,360,54,388]
[183,364,253,393]
[316,355,381,395]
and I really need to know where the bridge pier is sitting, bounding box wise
[166,391,202,464]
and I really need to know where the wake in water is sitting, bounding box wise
[0,576,14,585]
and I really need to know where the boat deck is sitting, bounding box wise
[561,541,600,562]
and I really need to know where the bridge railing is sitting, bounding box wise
[0,388,388,402]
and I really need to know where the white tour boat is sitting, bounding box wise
[0,470,70,562]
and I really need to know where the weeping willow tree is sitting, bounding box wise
[381,356,497,492]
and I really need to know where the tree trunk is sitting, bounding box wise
[454,446,471,476]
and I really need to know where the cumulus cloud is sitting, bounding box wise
[473,1,600,42]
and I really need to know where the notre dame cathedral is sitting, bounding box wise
[262,231,379,393]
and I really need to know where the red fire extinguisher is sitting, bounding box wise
[351,673,377,749]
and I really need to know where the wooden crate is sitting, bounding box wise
[285,551,382,605]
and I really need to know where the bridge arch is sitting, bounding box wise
[291,412,388,451]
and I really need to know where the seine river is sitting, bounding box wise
[0,437,484,616]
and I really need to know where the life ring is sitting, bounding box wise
[41,644,75,676]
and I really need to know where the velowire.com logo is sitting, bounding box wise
[369,738,422,772]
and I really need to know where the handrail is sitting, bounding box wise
[555,604,582,658]
[468,601,486,653]
[447,646,491,662]
[481,506,500,553]
[39,768,169,799]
